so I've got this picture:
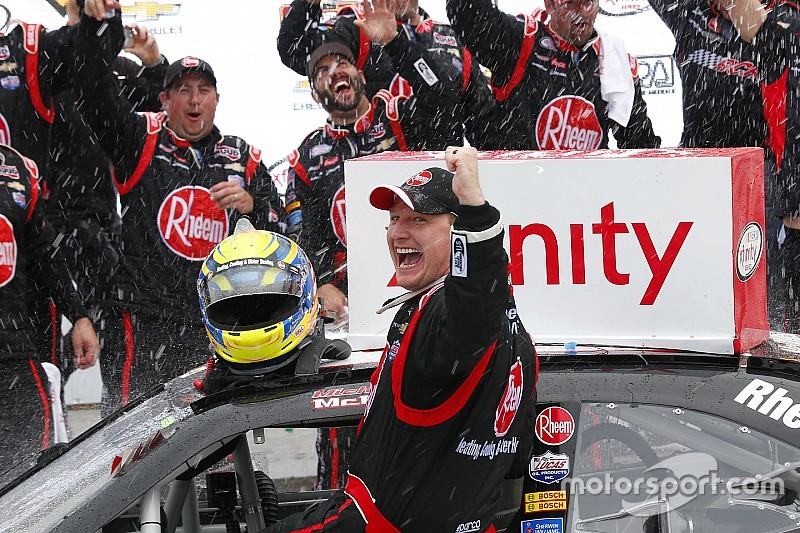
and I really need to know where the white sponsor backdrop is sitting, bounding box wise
[7,0,682,168]
[345,149,768,355]
[2,0,682,404]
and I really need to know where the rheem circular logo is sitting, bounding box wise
[157,186,229,261]
[0,214,17,288]
[181,56,200,67]
[406,170,432,187]
[330,185,347,247]
[535,406,575,445]
[535,96,602,150]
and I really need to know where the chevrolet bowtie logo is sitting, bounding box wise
[123,2,182,22]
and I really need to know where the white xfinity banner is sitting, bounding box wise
[345,149,768,355]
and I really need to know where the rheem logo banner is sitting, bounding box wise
[344,149,768,355]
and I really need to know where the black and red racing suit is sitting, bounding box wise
[264,202,538,532]
[751,4,800,330]
[73,13,282,413]
[278,0,503,148]
[45,55,168,372]
[446,0,660,150]
[0,145,88,476]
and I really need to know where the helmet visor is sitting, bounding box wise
[200,259,306,330]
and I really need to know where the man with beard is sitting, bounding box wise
[76,0,283,414]
[285,0,461,490]
[446,0,661,150]
[278,0,502,149]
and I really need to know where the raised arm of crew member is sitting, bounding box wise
[278,0,325,76]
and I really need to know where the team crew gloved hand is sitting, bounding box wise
[72,317,100,370]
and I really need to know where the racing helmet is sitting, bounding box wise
[197,218,319,374]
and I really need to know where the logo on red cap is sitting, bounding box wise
[535,406,575,445]
[536,96,603,150]
[0,214,17,288]
[495,358,524,437]
[406,170,432,187]
[181,57,201,68]
[157,186,228,260]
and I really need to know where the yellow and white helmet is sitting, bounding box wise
[197,218,319,374]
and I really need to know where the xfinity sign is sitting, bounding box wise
[345,149,768,354]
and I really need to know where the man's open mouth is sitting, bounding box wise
[332,78,353,98]
[396,247,422,267]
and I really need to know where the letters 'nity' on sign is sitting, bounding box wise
[344,149,768,355]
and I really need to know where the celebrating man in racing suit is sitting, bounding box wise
[279,0,502,148]
[76,0,283,414]
[446,0,661,150]
[287,0,464,489]
[0,144,99,476]
[263,146,537,532]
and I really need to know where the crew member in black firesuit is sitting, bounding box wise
[0,144,99,476]
[262,146,538,532]
[76,0,283,414]
[719,0,800,331]
[286,0,463,489]
[278,0,502,149]
[446,0,661,150]
[642,0,786,327]
[45,0,168,373]
[0,11,79,381]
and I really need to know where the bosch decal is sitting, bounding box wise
[0,214,16,288]
[535,406,575,445]
[330,185,347,247]
[521,518,564,533]
[736,222,763,282]
[734,378,800,429]
[407,170,432,186]
[311,385,371,410]
[529,451,570,484]
[524,489,568,513]
[535,96,603,150]
[495,358,523,437]
[157,186,229,261]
